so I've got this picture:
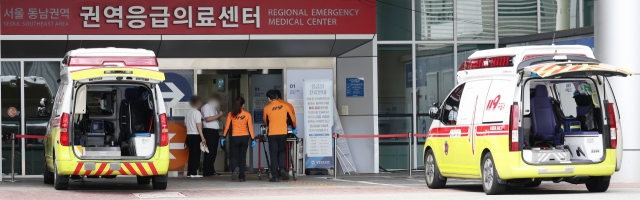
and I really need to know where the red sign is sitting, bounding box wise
[1,0,376,35]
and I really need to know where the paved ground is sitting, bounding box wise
[1,172,640,199]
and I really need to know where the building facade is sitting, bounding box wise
[1,0,606,178]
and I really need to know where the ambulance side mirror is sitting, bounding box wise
[428,103,440,119]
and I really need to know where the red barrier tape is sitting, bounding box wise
[336,133,409,139]
[413,134,429,137]
[15,135,46,139]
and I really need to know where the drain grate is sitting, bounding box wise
[132,192,186,199]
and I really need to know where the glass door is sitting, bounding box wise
[23,61,60,175]
[1,61,23,176]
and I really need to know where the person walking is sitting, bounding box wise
[185,96,205,178]
[201,93,224,177]
[263,90,296,182]
[274,90,297,133]
[221,97,255,182]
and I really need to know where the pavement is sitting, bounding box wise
[1,171,640,200]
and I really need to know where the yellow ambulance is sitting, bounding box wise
[43,48,170,190]
[423,45,630,195]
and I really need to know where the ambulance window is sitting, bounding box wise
[440,83,465,125]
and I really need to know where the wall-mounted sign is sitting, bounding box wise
[1,0,376,35]
[345,77,364,97]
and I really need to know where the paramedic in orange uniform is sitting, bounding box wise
[263,90,297,182]
[221,97,255,182]
[274,90,296,116]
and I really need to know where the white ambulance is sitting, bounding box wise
[424,45,632,194]
[44,48,170,190]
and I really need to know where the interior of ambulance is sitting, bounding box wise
[521,76,608,164]
[71,83,159,159]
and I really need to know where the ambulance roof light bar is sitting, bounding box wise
[68,56,158,67]
[459,56,514,71]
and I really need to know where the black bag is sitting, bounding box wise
[551,99,565,132]
[120,100,150,142]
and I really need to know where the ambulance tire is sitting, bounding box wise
[137,176,151,185]
[586,176,610,193]
[44,162,54,184]
[53,160,69,190]
[424,149,447,189]
[481,153,506,195]
[152,175,168,190]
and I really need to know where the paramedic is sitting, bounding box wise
[201,93,224,176]
[263,90,297,182]
[221,97,256,182]
[185,96,205,178]
[274,90,297,133]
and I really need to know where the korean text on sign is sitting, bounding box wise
[80,5,261,29]
[4,8,70,19]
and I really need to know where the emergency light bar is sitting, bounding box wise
[68,56,158,67]
[459,56,513,71]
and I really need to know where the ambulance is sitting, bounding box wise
[43,48,169,190]
[423,45,631,195]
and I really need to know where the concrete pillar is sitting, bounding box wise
[595,0,640,183]
[556,0,570,31]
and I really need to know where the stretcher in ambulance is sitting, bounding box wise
[422,45,631,195]
[43,48,169,190]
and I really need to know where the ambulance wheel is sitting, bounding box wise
[424,149,446,189]
[53,160,69,190]
[137,176,151,185]
[525,180,542,187]
[481,153,506,195]
[44,162,54,184]
[586,176,610,192]
[152,175,168,190]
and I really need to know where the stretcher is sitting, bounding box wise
[257,125,299,180]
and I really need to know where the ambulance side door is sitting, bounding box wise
[431,83,466,173]
[454,80,491,175]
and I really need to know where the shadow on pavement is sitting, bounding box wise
[444,184,590,195]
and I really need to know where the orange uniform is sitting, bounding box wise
[278,99,296,116]
[223,110,255,139]
[263,100,296,135]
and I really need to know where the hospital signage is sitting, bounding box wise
[1,0,375,35]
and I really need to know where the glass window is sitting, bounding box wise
[24,61,60,175]
[498,0,538,37]
[378,44,412,170]
[1,61,22,176]
[457,44,495,66]
[540,0,578,32]
[457,0,496,40]
[377,0,412,41]
[438,83,465,125]
[415,44,454,168]
[583,0,594,27]
[416,0,454,40]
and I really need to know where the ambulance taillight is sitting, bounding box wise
[68,56,158,66]
[159,114,169,147]
[60,113,70,146]
[509,104,519,151]
[607,103,618,149]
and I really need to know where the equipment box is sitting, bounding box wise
[564,132,603,161]
[130,133,155,157]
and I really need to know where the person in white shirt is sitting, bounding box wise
[201,93,224,176]
[185,96,205,178]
